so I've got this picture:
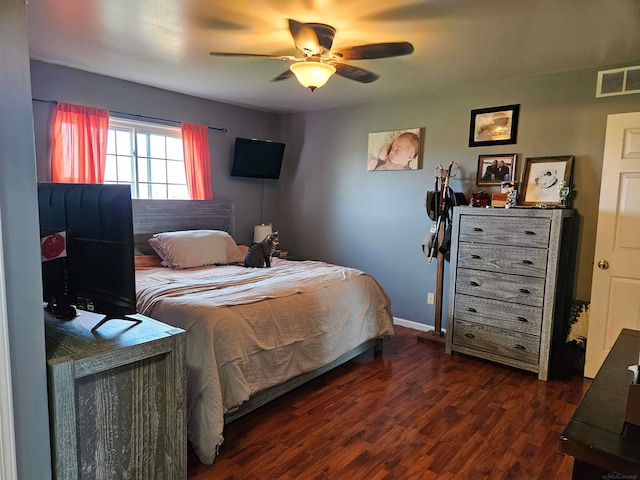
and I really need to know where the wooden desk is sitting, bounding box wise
[45,309,186,479]
[559,328,640,478]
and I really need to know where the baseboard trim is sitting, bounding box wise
[393,317,447,334]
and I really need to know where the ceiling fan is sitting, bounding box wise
[209,19,414,91]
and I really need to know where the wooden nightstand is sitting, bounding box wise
[45,310,186,479]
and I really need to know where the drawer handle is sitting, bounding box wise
[467,307,477,313]
[464,333,475,339]
[518,288,531,294]
[471,255,481,259]
[524,231,536,235]
[469,281,480,287]
[521,260,533,265]
[514,344,526,350]
[473,228,483,232]
[516,316,529,323]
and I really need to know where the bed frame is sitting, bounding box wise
[225,338,382,423]
[132,199,235,255]
[131,199,384,423]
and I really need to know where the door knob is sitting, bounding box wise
[598,260,609,270]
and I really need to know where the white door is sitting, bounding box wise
[584,112,640,378]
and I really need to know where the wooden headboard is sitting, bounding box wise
[132,199,236,255]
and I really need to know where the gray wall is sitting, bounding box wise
[30,60,283,246]
[280,65,640,327]
[28,59,640,331]
[0,1,53,478]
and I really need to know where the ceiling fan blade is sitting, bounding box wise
[332,42,414,60]
[209,52,297,61]
[270,70,295,82]
[333,63,379,84]
[288,19,335,56]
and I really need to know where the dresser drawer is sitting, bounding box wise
[453,294,543,335]
[455,268,545,307]
[458,215,551,248]
[457,242,548,278]
[452,320,540,364]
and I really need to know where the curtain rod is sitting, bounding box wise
[32,98,227,133]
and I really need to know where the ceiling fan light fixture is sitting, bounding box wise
[289,61,336,91]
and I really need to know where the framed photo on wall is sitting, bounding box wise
[476,153,517,186]
[468,104,520,147]
[367,128,423,171]
[520,155,574,206]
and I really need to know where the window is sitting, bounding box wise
[105,118,189,199]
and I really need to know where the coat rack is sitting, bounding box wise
[418,162,458,345]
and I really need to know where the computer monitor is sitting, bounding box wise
[38,183,138,329]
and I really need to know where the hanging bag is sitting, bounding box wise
[426,190,439,221]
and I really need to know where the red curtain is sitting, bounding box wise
[50,103,110,183]
[182,122,213,200]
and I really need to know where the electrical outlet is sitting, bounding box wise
[430,224,437,233]
[427,293,435,304]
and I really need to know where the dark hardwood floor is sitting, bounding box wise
[188,325,590,480]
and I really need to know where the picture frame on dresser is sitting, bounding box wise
[520,155,574,207]
[476,153,518,186]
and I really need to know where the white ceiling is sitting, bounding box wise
[26,0,640,114]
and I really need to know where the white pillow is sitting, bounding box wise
[147,237,173,268]
[151,230,244,269]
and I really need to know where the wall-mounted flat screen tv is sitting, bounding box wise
[230,137,285,179]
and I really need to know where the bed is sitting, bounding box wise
[131,200,395,465]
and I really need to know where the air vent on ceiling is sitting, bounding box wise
[596,65,640,98]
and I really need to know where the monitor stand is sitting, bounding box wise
[91,315,143,332]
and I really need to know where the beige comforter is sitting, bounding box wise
[135,259,394,464]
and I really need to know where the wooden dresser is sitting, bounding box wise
[45,310,186,479]
[444,207,577,380]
